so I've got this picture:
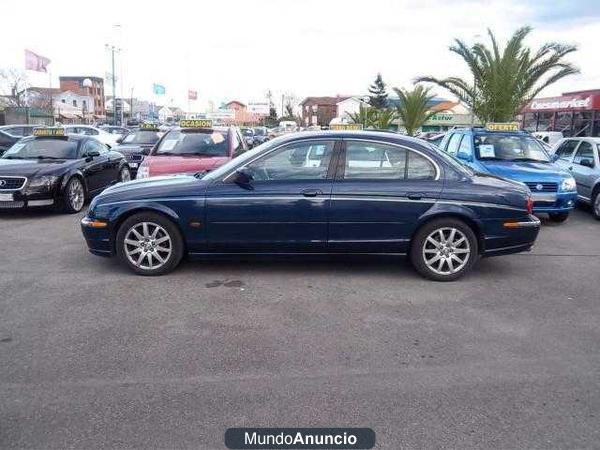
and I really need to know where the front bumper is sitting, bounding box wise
[483,214,541,257]
[81,216,113,256]
[0,191,56,209]
[531,191,577,213]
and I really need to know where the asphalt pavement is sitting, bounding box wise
[1,206,599,449]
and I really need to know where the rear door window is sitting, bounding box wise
[555,140,579,160]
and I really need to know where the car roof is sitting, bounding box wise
[24,134,88,143]
[269,130,435,149]
[561,136,600,143]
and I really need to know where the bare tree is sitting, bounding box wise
[0,68,29,107]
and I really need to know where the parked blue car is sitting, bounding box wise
[81,130,540,281]
[439,127,578,222]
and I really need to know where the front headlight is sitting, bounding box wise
[561,177,576,191]
[137,165,149,179]
[27,175,59,191]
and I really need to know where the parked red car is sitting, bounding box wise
[136,120,248,179]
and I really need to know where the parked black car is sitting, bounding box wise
[0,130,20,156]
[0,128,130,213]
[112,126,162,177]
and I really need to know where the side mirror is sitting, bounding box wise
[116,137,123,144]
[457,151,472,162]
[550,153,560,163]
[232,168,254,189]
[580,158,594,168]
[85,150,100,160]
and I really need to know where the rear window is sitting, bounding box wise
[154,129,229,157]
[122,131,161,145]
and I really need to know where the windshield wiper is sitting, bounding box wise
[2,155,24,159]
[35,155,62,160]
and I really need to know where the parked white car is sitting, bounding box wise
[64,125,119,148]
[533,131,563,147]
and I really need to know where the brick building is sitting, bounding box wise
[300,96,350,126]
[59,76,105,118]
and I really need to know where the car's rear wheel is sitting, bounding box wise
[62,177,86,213]
[118,166,131,183]
[116,212,184,275]
[549,212,569,223]
[410,218,478,281]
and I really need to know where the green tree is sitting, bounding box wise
[417,27,578,123]
[393,85,439,136]
[368,73,388,109]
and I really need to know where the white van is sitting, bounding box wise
[532,131,563,147]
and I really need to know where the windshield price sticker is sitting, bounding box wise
[180,119,213,128]
[33,128,65,137]
[486,122,520,132]
[330,124,364,131]
[479,144,496,158]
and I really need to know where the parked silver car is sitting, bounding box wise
[552,137,600,219]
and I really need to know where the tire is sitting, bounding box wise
[62,176,86,213]
[118,166,131,183]
[116,212,184,276]
[548,212,569,223]
[592,190,600,220]
[410,218,478,281]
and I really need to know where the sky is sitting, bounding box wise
[2,0,600,114]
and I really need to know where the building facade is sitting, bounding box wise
[300,96,350,126]
[521,89,600,137]
[59,76,105,118]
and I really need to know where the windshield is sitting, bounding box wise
[154,129,229,157]
[254,127,266,136]
[122,131,161,145]
[474,134,550,162]
[2,139,78,159]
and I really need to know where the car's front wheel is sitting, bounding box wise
[549,212,569,223]
[592,191,600,220]
[62,176,86,213]
[410,218,478,281]
[118,166,131,183]
[116,212,184,275]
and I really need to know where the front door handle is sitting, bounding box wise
[301,189,322,197]
[407,192,424,200]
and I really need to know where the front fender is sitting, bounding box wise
[59,169,88,195]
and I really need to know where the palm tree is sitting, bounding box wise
[417,27,579,123]
[372,108,397,130]
[347,104,377,128]
[393,85,439,136]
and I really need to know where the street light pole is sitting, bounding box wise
[111,46,116,125]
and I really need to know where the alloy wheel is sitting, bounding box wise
[124,222,172,271]
[422,227,471,276]
[68,178,85,211]
[594,194,600,217]
[119,167,131,183]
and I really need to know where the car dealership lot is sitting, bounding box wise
[1,208,599,449]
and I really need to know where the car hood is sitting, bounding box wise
[144,155,230,176]
[92,174,209,207]
[0,158,76,178]
[480,160,570,182]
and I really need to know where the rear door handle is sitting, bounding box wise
[407,192,424,200]
[301,189,322,197]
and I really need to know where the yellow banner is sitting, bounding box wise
[330,123,364,131]
[179,119,213,128]
[485,122,520,132]
[139,123,159,130]
[33,128,65,137]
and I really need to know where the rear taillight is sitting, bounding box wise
[526,196,534,214]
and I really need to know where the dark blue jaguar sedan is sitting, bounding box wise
[81,131,540,281]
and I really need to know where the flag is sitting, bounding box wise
[25,49,50,72]
[153,83,166,95]
[188,90,198,100]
